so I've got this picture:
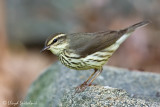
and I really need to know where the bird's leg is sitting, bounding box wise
[75,69,98,93]
[82,69,98,85]
[88,67,103,86]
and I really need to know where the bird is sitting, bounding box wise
[41,21,149,92]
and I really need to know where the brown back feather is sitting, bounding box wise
[67,30,125,57]
[67,21,150,57]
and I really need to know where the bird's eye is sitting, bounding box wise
[52,39,57,43]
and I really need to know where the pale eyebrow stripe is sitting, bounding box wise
[47,34,66,45]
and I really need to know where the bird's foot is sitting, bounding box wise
[88,83,97,86]
[75,82,88,93]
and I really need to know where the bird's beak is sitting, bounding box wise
[40,46,50,53]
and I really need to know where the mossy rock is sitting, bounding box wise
[22,62,160,107]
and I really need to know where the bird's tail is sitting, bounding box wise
[116,20,150,45]
[124,20,150,33]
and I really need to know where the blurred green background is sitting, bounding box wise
[0,0,160,107]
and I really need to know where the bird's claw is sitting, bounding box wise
[75,82,88,93]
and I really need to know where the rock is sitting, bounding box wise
[22,62,160,107]
[62,86,158,107]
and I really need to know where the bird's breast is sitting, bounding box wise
[58,47,116,70]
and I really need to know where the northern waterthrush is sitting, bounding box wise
[41,21,149,92]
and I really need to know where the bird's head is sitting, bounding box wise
[41,33,68,56]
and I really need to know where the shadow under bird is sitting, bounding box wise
[41,21,150,93]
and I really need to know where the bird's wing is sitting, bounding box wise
[67,30,125,57]
[67,21,149,57]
